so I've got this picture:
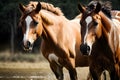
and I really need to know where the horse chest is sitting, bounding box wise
[48,53,61,65]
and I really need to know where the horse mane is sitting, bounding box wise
[27,1,63,16]
[75,14,82,19]
[88,0,112,19]
[40,13,54,25]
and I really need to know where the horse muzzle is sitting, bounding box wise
[23,41,33,52]
[80,43,90,55]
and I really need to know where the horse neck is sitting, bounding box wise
[99,11,119,53]
[99,11,112,32]
[91,34,114,61]
[40,10,61,45]
[41,23,57,46]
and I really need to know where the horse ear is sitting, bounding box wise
[19,3,26,13]
[35,2,41,13]
[94,2,101,13]
[78,3,85,13]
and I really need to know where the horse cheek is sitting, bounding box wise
[36,24,43,36]
[96,25,102,38]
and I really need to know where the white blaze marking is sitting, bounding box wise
[87,42,92,55]
[85,16,92,26]
[23,16,32,43]
[84,16,93,44]
[48,53,61,65]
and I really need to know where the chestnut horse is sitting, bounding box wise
[78,1,120,80]
[19,1,89,80]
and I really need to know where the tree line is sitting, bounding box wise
[0,0,120,53]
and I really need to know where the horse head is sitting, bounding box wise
[78,2,103,55]
[19,2,43,51]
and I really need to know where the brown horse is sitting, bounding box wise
[78,1,120,80]
[19,1,89,80]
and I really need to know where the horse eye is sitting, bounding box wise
[80,21,82,25]
[80,21,84,26]
[33,21,38,26]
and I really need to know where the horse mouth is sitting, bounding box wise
[23,45,33,52]
[22,41,34,52]
[23,46,32,52]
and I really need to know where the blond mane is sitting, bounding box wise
[27,1,63,16]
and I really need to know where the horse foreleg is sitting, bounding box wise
[89,66,103,80]
[50,61,63,80]
[68,68,77,80]
[109,66,119,80]
[86,71,106,80]
[65,57,77,80]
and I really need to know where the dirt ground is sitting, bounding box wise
[0,59,89,80]
[0,53,110,80]
[0,65,89,80]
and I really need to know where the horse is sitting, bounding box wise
[19,1,89,80]
[111,10,120,22]
[78,1,120,80]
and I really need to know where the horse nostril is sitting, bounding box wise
[87,46,90,53]
[26,41,31,48]
[23,41,33,52]
[80,43,90,55]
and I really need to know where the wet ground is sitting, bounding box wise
[0,69,54,80]
[0,52,90,80]
[0,62,89,80]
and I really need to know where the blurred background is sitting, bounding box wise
[0,0,120,61]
